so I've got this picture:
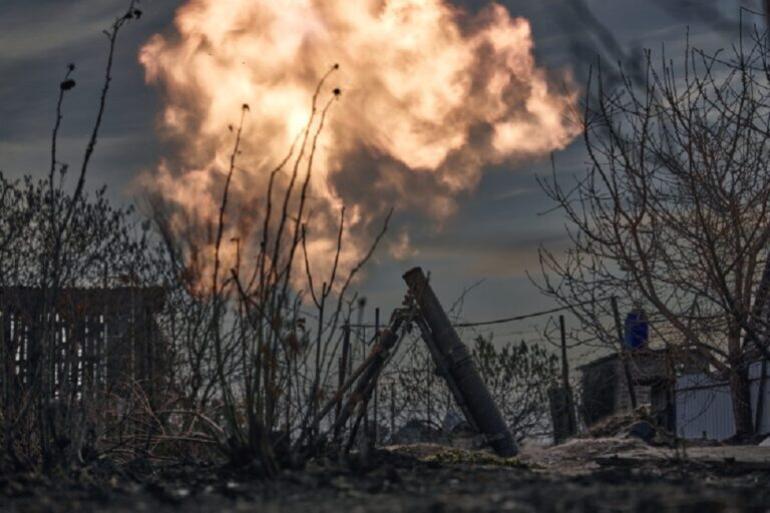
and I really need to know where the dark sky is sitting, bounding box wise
[0,0,756,343]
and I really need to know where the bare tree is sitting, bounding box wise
[538,30,770,438]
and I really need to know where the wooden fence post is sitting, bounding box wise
[611,296,637,409]
[374,307,380,444]
[390,380,396,441]
[335,322,350,440]
[559,315,577,437]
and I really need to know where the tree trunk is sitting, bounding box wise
[729,366,754,439]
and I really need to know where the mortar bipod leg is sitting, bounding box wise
[321,312,405,447]
[291,312,404,455]
[344,349,389,453]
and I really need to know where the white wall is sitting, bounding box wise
[675,361,769,440]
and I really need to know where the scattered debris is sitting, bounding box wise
[581,406,676,446]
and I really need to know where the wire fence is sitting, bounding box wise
[4,283,767,448]
[327,291,770,445]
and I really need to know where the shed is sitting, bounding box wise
[579,347,705,430]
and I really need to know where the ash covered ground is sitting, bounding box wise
[2,438,769,513]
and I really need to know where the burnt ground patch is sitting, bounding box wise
[1,445,769,513]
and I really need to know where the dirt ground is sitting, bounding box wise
[1,440,769,513]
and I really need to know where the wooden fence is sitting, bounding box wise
[0,286,167,408]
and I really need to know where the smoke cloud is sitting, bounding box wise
[139,0,580,285]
